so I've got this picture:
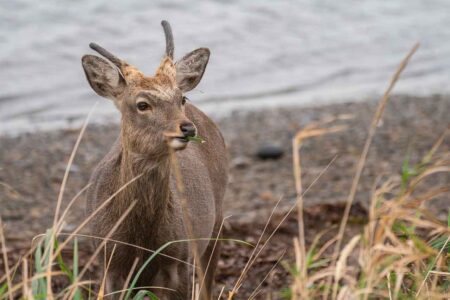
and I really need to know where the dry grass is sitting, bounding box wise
[1,43,449,299]
[287,137,449,299]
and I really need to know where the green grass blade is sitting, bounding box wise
[125,241,176,300]
[187,136,206,143]
[54,238,73,281]
[0,258,20,299]
[0,282,7,298]
[133,290,159,300]
[401,150,411,189]
[43,229,53,266]
[73,238,82,300]
[88,282,92,300]
[32,240,47,299]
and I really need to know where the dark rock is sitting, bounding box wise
[256,144,284,160]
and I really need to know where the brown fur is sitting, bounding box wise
[83,39,227,299]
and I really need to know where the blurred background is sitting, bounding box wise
[1,1,449,298]
[1,0,450,134]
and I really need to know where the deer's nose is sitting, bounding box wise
[180,122,196,138]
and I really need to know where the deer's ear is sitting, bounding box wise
[175,48,210,92]
[82,55,126,100]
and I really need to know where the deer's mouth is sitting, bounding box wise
[169,136,189,150]
[164,131,190,150]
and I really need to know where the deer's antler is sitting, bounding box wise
[161,20,174,59]
[89,42,123,69]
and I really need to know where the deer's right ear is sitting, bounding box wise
[81,55,126,101]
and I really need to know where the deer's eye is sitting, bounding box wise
[137,102,151,111]
[181,96,188,105]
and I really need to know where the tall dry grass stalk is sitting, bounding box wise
[291,120,348,299]
[47,102,98,299]
[0,218,13,300]
[330,42,420,283]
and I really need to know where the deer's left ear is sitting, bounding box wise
[175,48,210,92]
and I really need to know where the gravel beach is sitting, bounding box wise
[1,94,449,297]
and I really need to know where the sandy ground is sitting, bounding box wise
[0,95,449,298]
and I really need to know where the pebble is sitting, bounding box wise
[231,156,251,169]
[256,144,284,160]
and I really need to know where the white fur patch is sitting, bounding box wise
[169,138,187,150]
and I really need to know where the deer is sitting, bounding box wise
[82,20,228,299]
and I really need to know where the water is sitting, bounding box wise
[1,0,450,135]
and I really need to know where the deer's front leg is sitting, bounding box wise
[105,273,126,300]
[152,263,188,299]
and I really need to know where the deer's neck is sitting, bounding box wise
[116,145,172,222]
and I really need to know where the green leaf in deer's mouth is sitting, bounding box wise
[187,136,206,143]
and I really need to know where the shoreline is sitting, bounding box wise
[2,92,448,138]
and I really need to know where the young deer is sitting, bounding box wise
[82,21,228,299]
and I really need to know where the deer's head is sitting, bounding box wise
[82,21,209,154]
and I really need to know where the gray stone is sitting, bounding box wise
[256,144,284,160]
[231,156,251,169]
